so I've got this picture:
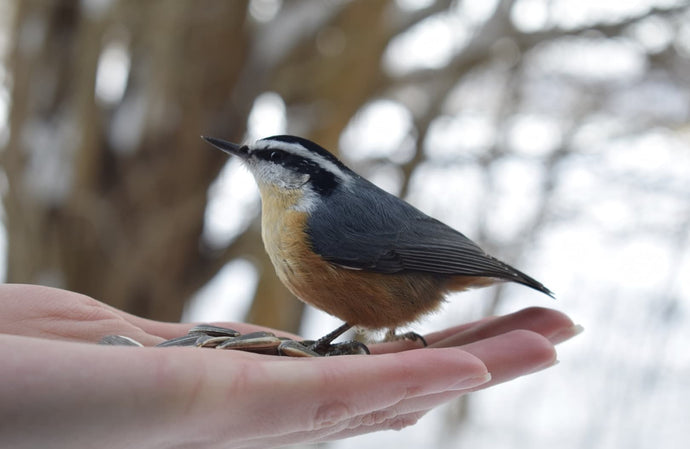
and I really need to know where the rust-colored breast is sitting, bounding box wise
[259,185,453,329]
[258,184,504,329]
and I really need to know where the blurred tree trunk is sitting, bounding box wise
[0,0,409,332]
[2,0,255,322]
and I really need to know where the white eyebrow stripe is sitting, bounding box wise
[251,140,352,184]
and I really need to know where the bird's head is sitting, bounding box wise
[203,135,354,211]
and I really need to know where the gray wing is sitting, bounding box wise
[306,180,553,296]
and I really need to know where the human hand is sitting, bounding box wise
[0,284,580,449]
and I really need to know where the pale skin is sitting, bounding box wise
[0,284,580,449]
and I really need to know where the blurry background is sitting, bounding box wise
[1,0,689,447]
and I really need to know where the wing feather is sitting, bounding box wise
[306,180,553,296]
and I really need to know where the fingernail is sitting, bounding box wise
[451,372,492,389]
[540,358,559,371]
[549,324,584,344]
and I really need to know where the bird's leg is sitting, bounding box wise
[307,322,352,352]
[305,323,370,356]
[384,329,428,347]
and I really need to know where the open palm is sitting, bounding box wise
[0,284,579,449]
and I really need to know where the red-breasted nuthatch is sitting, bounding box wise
[203,135,553,355]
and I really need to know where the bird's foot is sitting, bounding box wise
[299,339,370,356]
[384,329,428,347]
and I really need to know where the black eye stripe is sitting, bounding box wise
[260,135,347,171]
[254,150,315,169]
[255,149,283,161]
[252,148,338,195]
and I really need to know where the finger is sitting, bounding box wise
[429,307,578,348]
[335,329,557,438]
[369,307,576,354]
[422,316,495,345]
[258,409,432,447]
[319,409,430,442]
[368,317,496,354]
[458,329,557,387]
[252,354,500,447]
[340,329,557,435]
[240,330,558,446]
[191,347,490,445]
[0,284,165,346]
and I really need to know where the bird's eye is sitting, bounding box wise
[270,151,284,162]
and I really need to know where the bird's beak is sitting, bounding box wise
[202,136,249,159]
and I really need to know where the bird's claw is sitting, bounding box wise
[384,330,428,347]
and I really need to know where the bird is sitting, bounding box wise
[203,134,554,355]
